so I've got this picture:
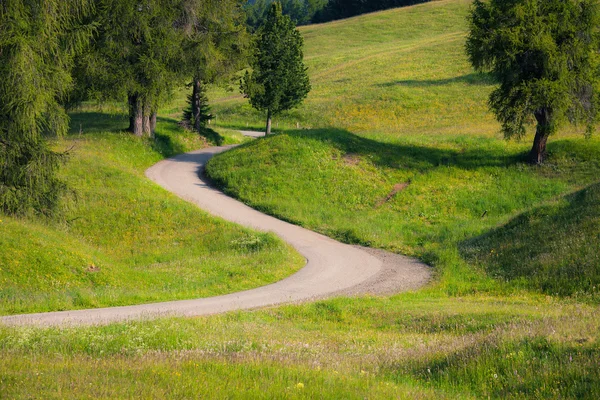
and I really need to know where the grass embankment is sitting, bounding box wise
[207,130,600,300]
[0,112,303,315]
[2,0,599,397]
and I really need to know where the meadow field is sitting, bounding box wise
[1,0,599,398]
[0,113,303,315]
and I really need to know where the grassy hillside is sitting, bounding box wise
[2,0,600,398]
[461,182,600,301]
[0,115,303,315]
[206,0,600,301]
[210,0,498,139]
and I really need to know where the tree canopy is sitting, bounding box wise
[179,0,249,133]
[241,2,311,134]
[312,0,430,23]
[245,0,327,29]
[466,0,600,164]
[0,0,94,215]
[74,0,185,137]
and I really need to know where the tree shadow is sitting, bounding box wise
[68,112,128,135]
[458,182,600,299]
[396,336,600,399]
[280,128,523,172]
[198,127,224,146]
[376,73,495,88]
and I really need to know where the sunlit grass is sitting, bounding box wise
[2,0,600,397]
[0,112,303,315]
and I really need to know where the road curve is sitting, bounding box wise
[1,142,429,327]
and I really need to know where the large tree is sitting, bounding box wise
[179,0,249,133]
[75,0,184,137]
[0,0,93,215]
[466,0,600,164]
[241,2,311,135]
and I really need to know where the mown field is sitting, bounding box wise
[1,0,599,398]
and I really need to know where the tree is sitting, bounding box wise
[74,0,184,137]
[466,0,600,164]
[179,0,249,134]
[0,0,93,215]
[241,2,311,135]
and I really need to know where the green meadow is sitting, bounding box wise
[0,113,303,315]
[1,0,599,398]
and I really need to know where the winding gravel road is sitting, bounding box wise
[0,135,430,327]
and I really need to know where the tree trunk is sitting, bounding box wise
[265,109,272,135]
[530,108,552,164]
[127,94,136,132]
[192,79,202,133]
[150,112,157,135]
[142,113,151,137]
[128,94,144,137]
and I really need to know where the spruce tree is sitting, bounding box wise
[179,0,248,135]
[241,2,311,135]
[466,0,600,164]
[74,0,183,137]
[0,0,93,216]
[182,82,213,131]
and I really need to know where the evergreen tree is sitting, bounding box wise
[241,2,311,134]
[75,0,184,137]
[179,0,248,134]
[182,82,212,131]
[0,0,93,215]
[466,0,600,164]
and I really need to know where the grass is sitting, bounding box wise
[208,0,497,138]
[461,182,600,301]
[0,110,303,315]
[206,129,600,299]
[2,0,600,397]
[1,295,598,398]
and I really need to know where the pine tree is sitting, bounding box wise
[241,2,311,135]
[74,0,184,137]
[182,81,213,131]
[0,0,93,216]
[179,0,248,135]
[466,0,600,164]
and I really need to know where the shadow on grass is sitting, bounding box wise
[198,127,224,146]
[398,336,600,399]
[377,72,495,88]
[459,182,600,300]
[276,128,523,171]
[68,112,128,135]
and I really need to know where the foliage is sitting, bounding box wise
[241,2,311,133]
[313,0,431,23]
[245,0,327,29]
[178,0,249,133]
[74,0,185,136]
[182,83,213,130]
[0,0,93,216]
[466,0,600,163]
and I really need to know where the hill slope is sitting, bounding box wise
[0,119,303,315]
[2,1,600,398]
